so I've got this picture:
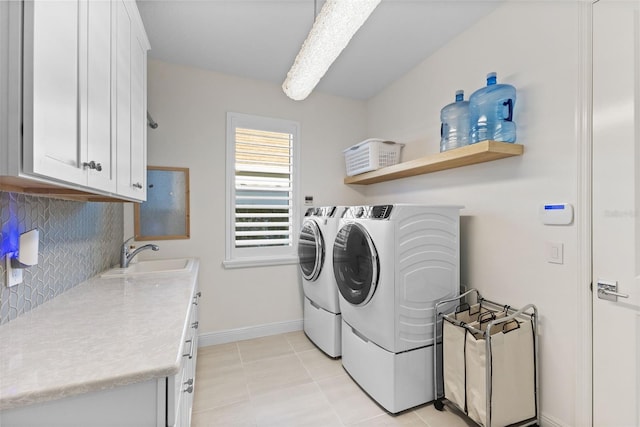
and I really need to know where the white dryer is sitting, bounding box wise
[298,206,347,357]
[333,204,461,413]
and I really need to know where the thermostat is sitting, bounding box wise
[540,203,573,225]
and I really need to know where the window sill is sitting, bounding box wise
[223,255,299,269]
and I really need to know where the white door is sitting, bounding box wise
[592,0,640,425]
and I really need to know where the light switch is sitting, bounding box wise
[546,242,564,264]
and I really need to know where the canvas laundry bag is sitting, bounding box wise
[442,319,467,410]
[465,318,536,427]
[442,304,494,411]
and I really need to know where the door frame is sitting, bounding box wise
[576,1,593,425]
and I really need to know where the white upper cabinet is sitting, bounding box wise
[130,18,148,199]
[115,0,147,200]
[85,0,117,193]
[22,0,87,185]
[5,0,149,201]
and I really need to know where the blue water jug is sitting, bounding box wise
[469,72,516,143]
[440,90,471,152]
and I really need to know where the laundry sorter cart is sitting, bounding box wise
[433,289,539,427]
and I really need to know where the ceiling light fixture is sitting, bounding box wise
[282,0,381,101]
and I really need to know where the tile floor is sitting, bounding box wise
[191,331,476,427]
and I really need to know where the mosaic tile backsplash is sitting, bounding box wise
[0,192,123,324]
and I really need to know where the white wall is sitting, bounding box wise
[125,59,367,338]
[361,2,584,426]
[126,2,587,422]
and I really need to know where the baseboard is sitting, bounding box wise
[540,412,569,427]
[197,319,303,347]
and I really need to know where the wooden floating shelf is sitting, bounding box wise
[344,140,524,185]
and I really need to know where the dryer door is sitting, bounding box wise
[298,219,325,281]
[333,222,379,306]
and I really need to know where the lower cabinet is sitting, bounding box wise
[168,290,200,427]
[0,289,201,427]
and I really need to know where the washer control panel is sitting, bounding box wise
[304,206,338,218]
[371,205,393,219]
[343,205,393,220]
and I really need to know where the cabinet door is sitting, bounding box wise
[130,26,147,200]
[23,0,86,185]
[85,0,116,192]
[115,0,147,200]
[115,0,132,197]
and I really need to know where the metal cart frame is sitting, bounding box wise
[433,289,540,427]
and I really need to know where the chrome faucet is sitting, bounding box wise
[120,237,159,268]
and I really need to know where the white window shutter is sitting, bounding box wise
[234,127,293,248]
[225,113,300,268]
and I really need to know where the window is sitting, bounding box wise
[224,112,300,268]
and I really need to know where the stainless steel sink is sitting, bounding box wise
[101,258,195,278]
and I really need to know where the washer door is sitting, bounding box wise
[333,222,379,306]
[298,219,325,281]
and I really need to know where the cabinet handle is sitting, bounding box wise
[132,182,143,189]
[183,339,194,359]
[191,321,199,329]
[184,378,193,386]
[192,291,202,306]
[183,385,194,394]
[82,161,102,172]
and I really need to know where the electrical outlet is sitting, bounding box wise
[5,254,23,287]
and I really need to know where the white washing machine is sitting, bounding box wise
[333,204,461,413]
[298,206,347,357]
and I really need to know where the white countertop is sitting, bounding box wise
[0,259,199,411]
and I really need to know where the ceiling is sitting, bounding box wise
[136,0,502,100]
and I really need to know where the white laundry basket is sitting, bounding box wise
[343,139,404,176]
